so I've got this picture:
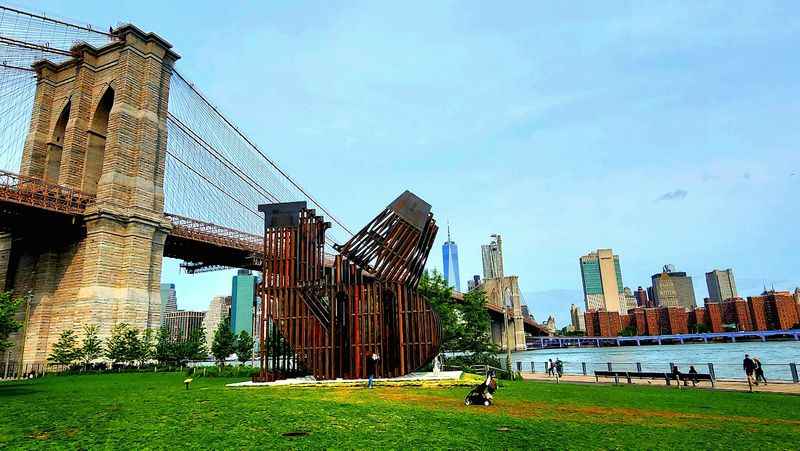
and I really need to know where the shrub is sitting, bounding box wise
[187,365,260,378]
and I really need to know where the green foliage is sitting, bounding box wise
[162,326,209,366]
[105,323,134,365]
[559,327,585,337]
[154,326,174,365]
[234,330,254,364]
[180,327,208,364]
[692,323,711,333]
[188,364,259,378]
[137,328,156,366]
[419,270,497,357]
[458,289,498,354]
[419,270,459,351]
[48,329,80,367]
[211,319,235,366]
[443,352,502,370]
[0,291,23,352]
[618,325,637,337]
[80,324,103,366]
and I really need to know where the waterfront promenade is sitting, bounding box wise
[520,372,800,395]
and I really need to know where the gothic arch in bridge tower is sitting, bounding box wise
[44,100,70,183]
[83,87,114,195]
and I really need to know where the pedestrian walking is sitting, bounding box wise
[743,354,756,390]
[753,357,768,385]
[366,352,380,389]
[555,358,563,378]
[547,358,555,377]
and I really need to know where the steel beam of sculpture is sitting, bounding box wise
[255,191,440,381]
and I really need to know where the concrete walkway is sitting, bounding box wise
[520,372,800,395]
[227,370,465,388]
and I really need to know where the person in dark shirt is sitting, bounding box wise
[743,354,757,388]
[671,365,682,385]
[688,365,699,387]
[366,352,380,389]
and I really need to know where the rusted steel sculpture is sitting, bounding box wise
[255,191,440,381]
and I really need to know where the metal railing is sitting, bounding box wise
[509,360,800,383]
[165,213,262,253]
[0,170,95,215]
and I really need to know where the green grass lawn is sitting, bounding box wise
[1,372,799,449]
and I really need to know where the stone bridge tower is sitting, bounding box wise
[6,25,179,366]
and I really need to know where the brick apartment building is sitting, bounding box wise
[584,290,800,337]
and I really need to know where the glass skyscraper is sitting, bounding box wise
[442,226,461,292]
[579,249,624,312]
[231,269,257,335]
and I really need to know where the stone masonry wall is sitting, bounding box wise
[8,25,179,366]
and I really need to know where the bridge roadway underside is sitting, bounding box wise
[0,200,261,280]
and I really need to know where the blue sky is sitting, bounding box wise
[31,1,800,325]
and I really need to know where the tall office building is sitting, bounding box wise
[651,265,696,309]
[706,269,737,301]
[634,286,650,307]
[159,283,178,325]
[621,287,638,312]
[481,234,503,279]
[231,269,257,336]
[579,249,624,312]
[203,295,231,347]
[569,303,585,331]
[467,275,481,292]
[442,225,461,291]
[164,310,205,341]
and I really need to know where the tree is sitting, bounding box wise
[187,327,208,363]
[418,270,499,369]
[234,330,254,364]
[458,288,497,355]
[172,326,208,366]
[48,329,80,367]
[211,319,235,366]
[80,324,103,368]
[154,326,174,365]
[618,325,637,337]
[105,323,131,366]
[419,270,460,352]
[136,328,156,366]
[0,291,23,353]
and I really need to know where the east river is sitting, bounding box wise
[511,341,800,381]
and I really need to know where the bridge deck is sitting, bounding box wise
[0,170,264,271]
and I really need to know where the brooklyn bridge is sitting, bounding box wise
[0,5,545,368]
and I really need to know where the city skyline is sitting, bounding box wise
[43,0,797,324]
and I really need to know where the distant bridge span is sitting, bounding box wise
[527,329,800,349]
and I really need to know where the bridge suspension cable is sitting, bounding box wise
[0,4,352,252]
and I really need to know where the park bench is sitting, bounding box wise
[595,370,715,387]
[675,372,715,387]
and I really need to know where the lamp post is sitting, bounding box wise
[16,290,32,378]
[491,234,513,380]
